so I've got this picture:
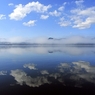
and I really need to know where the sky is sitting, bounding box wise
[0,0,95,43]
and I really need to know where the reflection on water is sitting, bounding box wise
[0,71,7,75]
[0,45,95,55]
[9,61,95,88]
[10,69,50,87]
[0,45,95,94]
[23,63,37,70]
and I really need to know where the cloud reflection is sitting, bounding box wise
[49,73,61,79]
[10,69,50,87]
[58,61,95,85]
[58,63,71,73]
[23,63,37,70]
[0,71,7,75]
[72,61,95,73]
[0,46,95,55]
[40,70,49,75]
[10,61,95,88]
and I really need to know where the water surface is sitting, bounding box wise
[0,45,95,94]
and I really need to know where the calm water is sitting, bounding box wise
[0,45,95,95]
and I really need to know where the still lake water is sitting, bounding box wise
[0,45,95,94]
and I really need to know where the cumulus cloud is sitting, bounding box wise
[9,1,52,20]
[49,10,61,17]
[58,6,64,11]
[23,20,37,27]
[58,17,71,26]
[63,2,67,5]
[75,0,84,7]
[70,6,95,29]
[40,15,49,19]
[0,14,6,20]
[7,0,95,29]
[58,2,67,11]
[57,0,95,29]
[10,69,50,87]
[8,3,14,6]
[23,63,37,70]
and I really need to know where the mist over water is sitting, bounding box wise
[1,36,95,44]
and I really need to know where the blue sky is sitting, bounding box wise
[0,0,95,42]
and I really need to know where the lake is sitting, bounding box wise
[0,45,95,95]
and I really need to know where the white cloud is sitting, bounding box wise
[78,7,95,16]
[23,63,37,70]
[23,20,37,27]
[70,15,83,24]
[0,14,6,20]
[58,2,67,11]
[9,1,52,20]
[75,0,84,7]
[40,15,49,19]
[58,20,70,27]
[56,0,95,29]
[70,7,95,17]
[70,7,95,29]
[58,17,71,26]
[58,6,64,11]
[49,10,61,17]
[72,21,90,29]
[63,2,67,5]
[8,0,95,29]
[71,16,92,29]
[8,3,14,6]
